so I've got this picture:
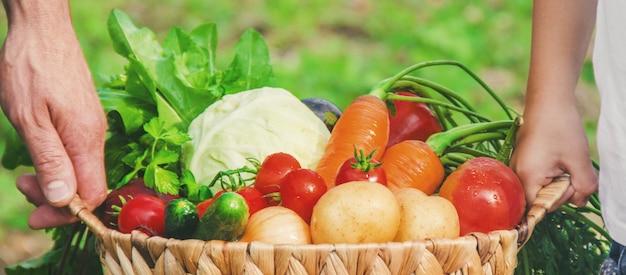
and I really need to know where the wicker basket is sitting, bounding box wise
[68,176,570,275]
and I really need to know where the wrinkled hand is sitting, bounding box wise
[510,103,598,212]
[0,21,108,229]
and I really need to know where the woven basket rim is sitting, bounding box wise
[68,176,570,274]
[69,176,569,245]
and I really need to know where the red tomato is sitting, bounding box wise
[335,148,387,186]
[235,186,268,216]
[280,168,327,223]
[98,178,178,230]
[438,157,526,235]
[387,91,442,148]
[117,194,166,237]
[213,186,268,216]
[254,152,302,205]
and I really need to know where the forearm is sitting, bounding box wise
[2,0,73,35]
[1,0,81,82]
[525,0,597,114]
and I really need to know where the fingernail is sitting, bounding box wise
[47,180,70,203]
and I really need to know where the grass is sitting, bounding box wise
[0,0,600,258]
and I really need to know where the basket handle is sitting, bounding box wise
[68,195,111,238]
[516,175,570,248]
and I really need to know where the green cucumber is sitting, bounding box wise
[192,192,249,241]
[164,198,199,239]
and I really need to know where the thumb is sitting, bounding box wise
[22,124,77,207]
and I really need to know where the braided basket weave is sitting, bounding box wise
[68,176,570,275]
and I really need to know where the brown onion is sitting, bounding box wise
[239,206,311,244]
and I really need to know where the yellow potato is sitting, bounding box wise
[393,188,460,242]
[310,181,401,244]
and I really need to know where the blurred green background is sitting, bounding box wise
[0,0,600,269]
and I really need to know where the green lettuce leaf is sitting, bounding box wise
[222,29,275,94]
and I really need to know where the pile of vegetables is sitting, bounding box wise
[1,9,609,275]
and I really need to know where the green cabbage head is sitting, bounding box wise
[181,87,331,191]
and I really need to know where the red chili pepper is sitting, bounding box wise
[387,91,442,147]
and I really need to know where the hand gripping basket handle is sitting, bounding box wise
[516,175,570,248]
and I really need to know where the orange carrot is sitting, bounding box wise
[381,140,444,195]
[315,94,389,188]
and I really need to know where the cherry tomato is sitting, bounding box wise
[335,148,387,186]
[387,91,442,148]
[438,157,526,235]
[280,168,327,223]
[254,152,302,205]
[213,186,268,216]
[117,194,166,237]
